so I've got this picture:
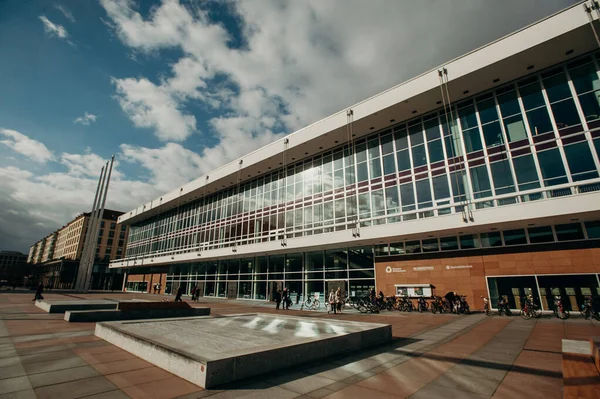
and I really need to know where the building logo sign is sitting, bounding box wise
[385,266,406,273]
[413,266,434,271]
[445,265,473,270]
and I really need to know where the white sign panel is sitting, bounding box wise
[385,266,406,273]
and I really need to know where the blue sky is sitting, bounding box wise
[0,0,578,252]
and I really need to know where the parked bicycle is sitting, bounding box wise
[417,297,429,313]
[397,296,414,312]
[303,293,320,310]
[519,295,540,320]
[431,296,448,314]
[553,295,570,320]
[453,295,470,314]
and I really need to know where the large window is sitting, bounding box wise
[477,94,504,147]
[490,159,515,195]
[513,154,540,191]
[569,58,600,123]
[563,142,598,181]
[469,165,492,199]
[537,148,568,186]
[543,70,581,132]
[519,78,553,136]
[459,102,483,153]
[497,88,527,142]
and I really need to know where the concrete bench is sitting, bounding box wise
[562,338,600,398]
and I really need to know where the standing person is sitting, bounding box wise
[174,285,184,302]
[275,290,282,310]
[335,288,342,314]
[191,285,197,301]
[32,282,44,302]
[444,291,455,312]
[282,287,289,310]
[369,287,376,304]
[156,283,161,295]
[328,288,336,314]
[194,285,200,302]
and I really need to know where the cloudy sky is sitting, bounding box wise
[0,0,578,252]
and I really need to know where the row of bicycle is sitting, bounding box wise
[484,295,600,320]
[343,295,471,314]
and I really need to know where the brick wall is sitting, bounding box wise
[125,273,166,293]
[375,247,600,305]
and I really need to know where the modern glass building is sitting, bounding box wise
[114,2,600,310]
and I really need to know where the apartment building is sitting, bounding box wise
[28,209,129,289]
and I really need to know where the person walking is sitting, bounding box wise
[335,287,342,314]
[32,282,44,302]
[328,288,336,314]
[174,285,184,302]
[282,287,289,310]
[194,285,200,301]
[191,285,197,301]
[275,290,282,310]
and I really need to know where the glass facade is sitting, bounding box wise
[164,247,375,302]
[124,52,600,270]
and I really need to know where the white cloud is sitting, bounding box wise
[120,142,204,192]
[112,77,197,141]
[54,4,75,23]
[0,131,196,252]
[60,153,123,180]
[39,15,70,40]
[0,128,53,163]
[73,112,98,126]
[100,0,576,163]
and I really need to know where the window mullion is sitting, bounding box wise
[564,62,600,175]
[538,70,574,185]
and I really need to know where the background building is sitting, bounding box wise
[0,251,29,287]
[27,210,129,290]
[113,3,600,309]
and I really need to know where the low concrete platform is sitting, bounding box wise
[35,299,119,313]
[95,313,392,388]
[35,299,149,313]
[65,306,211,322]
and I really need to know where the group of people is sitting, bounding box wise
[274,287,292,310]
[190,285,201,301]
[328,287,343,314]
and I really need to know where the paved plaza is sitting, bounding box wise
[0,291,599,398]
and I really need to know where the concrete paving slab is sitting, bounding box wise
[0,377,31,395]
[28,365,100,388]
[95,313,392,388]
[33,376,117,399]
[0,389,36,399]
